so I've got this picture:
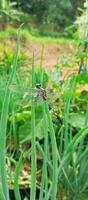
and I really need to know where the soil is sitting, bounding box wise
[0,36,74,70]
[21,38,74,70]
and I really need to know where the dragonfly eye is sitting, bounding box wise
[36,83,41,88]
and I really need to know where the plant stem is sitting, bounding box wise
[45,102,57,200]
[30,51,36,200]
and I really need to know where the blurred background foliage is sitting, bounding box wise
[0,0,85,32]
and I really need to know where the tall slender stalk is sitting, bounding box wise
[39,46,44,86]
[30,51,36,200]
[42,103,48,200]
[0,28,20,200]
[45,102,58,200]
[38,48,48,200]
[14,154,23,200]
[39,102,48,200]
[63,75,76,150]
[0,182,6,200]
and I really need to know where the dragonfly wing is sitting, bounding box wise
[23,88,38,97]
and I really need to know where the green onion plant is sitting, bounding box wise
[0,26,20,200]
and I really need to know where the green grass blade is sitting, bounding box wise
[30,51,36,200]
[32,50,35,88]
[0,182,6,200]
[63,75,76,150]
[14,154,23,200]
[42,102,48,200]
[39,46,44,86]
[45,102,58,200]
[39,102,48,200]
[36,142,53,171]
[58,126,88,175]
[0,29,20,200]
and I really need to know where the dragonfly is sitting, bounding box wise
[0,82,49,106]
[35,83,47,101]
[0,75,62,109]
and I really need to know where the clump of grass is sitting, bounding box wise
[0,27,20,200]
[57,75,88,200]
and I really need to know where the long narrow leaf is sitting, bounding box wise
[45,102,58,200]
[30,51,36,200]
[0,28,20,200]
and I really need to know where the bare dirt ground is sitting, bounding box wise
[1,36,76,72]
[22,39,74,69]
[21,38,79,77]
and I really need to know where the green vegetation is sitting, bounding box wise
[0,1,88,200]
[0,0,85,32]
[0,26,72,43]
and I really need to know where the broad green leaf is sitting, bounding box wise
[69,113,87,128]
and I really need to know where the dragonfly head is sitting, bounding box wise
[36,83,41,89]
